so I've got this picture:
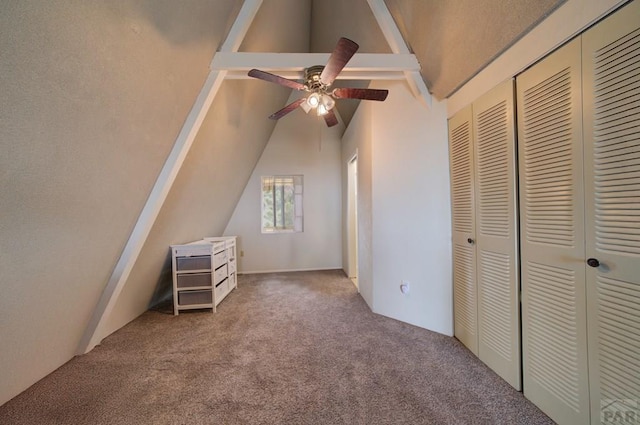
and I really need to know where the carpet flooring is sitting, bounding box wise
[0,270,553,424]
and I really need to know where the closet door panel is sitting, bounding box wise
[449,105,478,354]
[582,2,640,422]
[472,79,521,390]
[516,38,590,425]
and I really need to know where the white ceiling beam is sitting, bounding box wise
[76,0,264,355]
[219,2,261,52]
[366,0,432,107]
[224,70,406,80]
[211,52,419,74]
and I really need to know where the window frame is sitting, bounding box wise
[260,175,303,234]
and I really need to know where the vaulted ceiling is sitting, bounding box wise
[234,0,564,124]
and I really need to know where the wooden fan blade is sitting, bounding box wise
[333,88,389,101]
[323,109,339,127]
[269,98,306,120]
[248,69,306,90]
[320,37,359,86]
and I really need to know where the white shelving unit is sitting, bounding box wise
[171,236,237,315]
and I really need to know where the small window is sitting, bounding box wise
[261,175,303,233]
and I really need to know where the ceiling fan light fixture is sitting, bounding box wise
[307,92,320,108]
[317,103,329,116]
[300,101,312,114]
[321,94,335,111]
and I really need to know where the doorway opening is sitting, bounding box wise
[347,153,359,290]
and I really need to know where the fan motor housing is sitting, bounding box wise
[304,65,326,91]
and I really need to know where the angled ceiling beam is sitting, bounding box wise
[212,52,420,80]
[366,0,432,107]
[76,0,263,355]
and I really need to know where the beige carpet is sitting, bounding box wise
[0,270,553,424]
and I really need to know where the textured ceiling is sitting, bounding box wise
[308,0,565,100]
[384,0,566,99]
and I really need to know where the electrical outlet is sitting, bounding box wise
[400,280,410,294]
[240,250,244,257]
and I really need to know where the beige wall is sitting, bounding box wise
[341,81,452,333]
[0,0,240,405]
[223,92,343,273]
[0,0,313,406]
[341,100,374,307]
[369,81,452,334]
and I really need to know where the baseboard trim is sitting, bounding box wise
[239,267,343,275]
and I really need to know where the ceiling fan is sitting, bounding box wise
[248,37,389,127]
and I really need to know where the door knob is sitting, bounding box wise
[587,258,600,268]
[467,238,475,245]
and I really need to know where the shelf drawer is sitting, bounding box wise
[176,255,210,271]
[228,258,236,274]
[214,264,228,285]
[212,241,226,253]
[173,245,210,257]
[178,290,212,306]
[212,250,227,268]
[176,272,211,289]
[215,278,229,301]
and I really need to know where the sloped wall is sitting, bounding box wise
[385,0,566,99]
[446,0,628,115]
[0,0,243,405]
[102,78,295,336]
[103,0,312,339]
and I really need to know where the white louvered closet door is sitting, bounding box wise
[582,2,640,423]
[448,105,478,355]
[516,38,591,425]
[472,79,521,390]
